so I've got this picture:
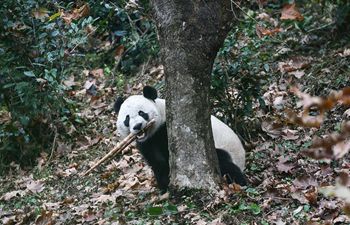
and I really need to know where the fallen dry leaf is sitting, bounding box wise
[90,69,104,78]
[276,156,295,173]
[61,4,90,24]
[305,187,318,205]
[120,176,141,190]
[35,210,54,225]
[115,45,125,58]
[91,194,115,204]
[289,70,305,79]
[273,96,285,110]
[1,215,16,225]
[281,3,304,21]
[339,49,350,57]
[333,214,350,223]
[26,180,45,193]
[63,76,77,88]
[82,209,96,222]
[282,129,299,140]
[256,25,282,38]
[61,197,75,205]
[291,191,309,204]
[293,205,303,215]
[0,111,11,124]
[261,120,283,138]
[55,167,77,177]
[32,8,49,20]
[278,57,311,74]
[43,202,61,210]
[333,140,350,159]
[275,219,287,225]
[84,80,95,90]
[293,175,317,190]
[208,217,225,225]
[1,190,27,201]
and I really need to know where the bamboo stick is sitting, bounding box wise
[82,119,155,176]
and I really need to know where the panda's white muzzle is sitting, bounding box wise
[134,120,156,142]
[136,132,146,141]
[131,122,148,142]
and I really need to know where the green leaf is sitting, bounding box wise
[147,206,163,216]
[20,116,30,126]
[51,30,60,37]
[239,203,249,210]
[49,12,61,21]
[261,220,269,225]
[24,71,36,78]
[245,188,259,195]
[3,83,16,89]
[165,203,178,214]
[303,204,310,212]
[264,63,270,72]
[249,203,261,215]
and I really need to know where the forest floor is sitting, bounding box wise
[1,3,350,225]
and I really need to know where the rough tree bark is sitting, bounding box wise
[150,0,236,191]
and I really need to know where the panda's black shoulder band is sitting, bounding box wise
[143,86,158,100]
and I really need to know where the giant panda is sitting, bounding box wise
[114,86,246,192]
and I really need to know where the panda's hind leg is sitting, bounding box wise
[216,149,247,186]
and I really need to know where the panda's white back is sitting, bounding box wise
[211,116,245,171]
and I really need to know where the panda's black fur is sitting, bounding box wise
[115,86,246,192]
[136,123,169,191]
[216,149,247,185]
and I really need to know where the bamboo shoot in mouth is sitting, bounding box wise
[82,119,155,176]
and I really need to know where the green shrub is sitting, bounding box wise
[0,0,158,171]
[211,18,270,137]
[84,0,158,74]
[0,0,93,169]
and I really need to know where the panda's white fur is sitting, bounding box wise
[211,116,245,171]
[115,86,246,191]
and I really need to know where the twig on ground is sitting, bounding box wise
[46,127,58,167]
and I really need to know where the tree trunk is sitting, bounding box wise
[150,0,235,191]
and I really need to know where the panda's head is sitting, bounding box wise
[114,86,165,142]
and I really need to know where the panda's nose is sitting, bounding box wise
[133,123,142,131]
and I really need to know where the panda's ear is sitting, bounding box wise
[114,97,124,113]
[143,86,158,100]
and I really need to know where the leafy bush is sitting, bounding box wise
[211,17,270,137]
[0,0,93,169]
[0,0,158,171]
[332,0,350,33]
[83,0,158,74]
[211,0,350,138]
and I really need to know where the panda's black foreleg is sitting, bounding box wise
[152,165,170,193]
[216,149,247,186]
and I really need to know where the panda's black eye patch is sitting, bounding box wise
[138,111,149,120]
[124,115,130,127]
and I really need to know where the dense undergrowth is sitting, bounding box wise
[0,0,157,171]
